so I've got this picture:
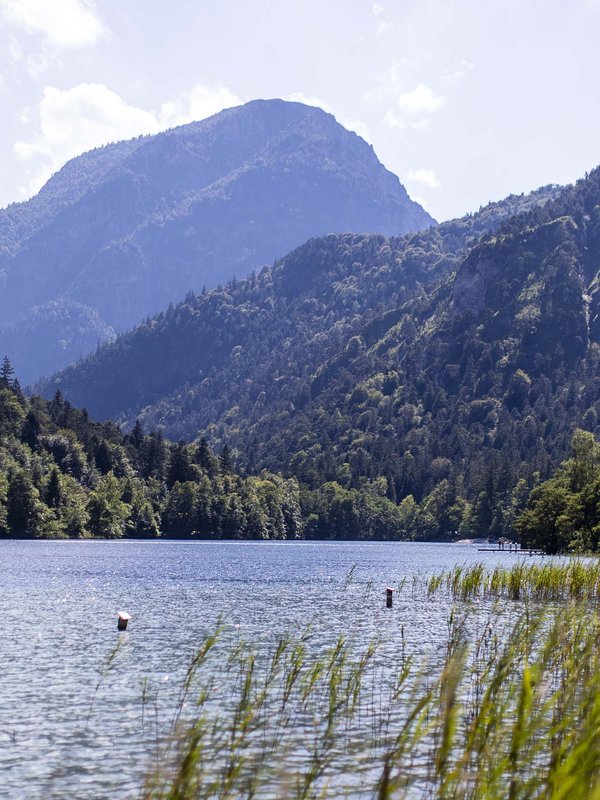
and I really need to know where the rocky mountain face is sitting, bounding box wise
[0,99,432,385]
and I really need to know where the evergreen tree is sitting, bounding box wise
[220,444,234,474]
[0,387,25,436]
[163,482,198,536]
[0,356,14,387]
[124,479,160,537]
[11,379,23,400]
[86,473,130,538]
[48,390,66,424]
[167,440,195,488]
[6,472,44,537]
[194,437,218,477]
[143,430,167,481]
[21,409,41,450]
[45,467,63,509]
[0,474,8,536]
[130,419,144,450]
[194,475,213,534]
[94,440,114,474]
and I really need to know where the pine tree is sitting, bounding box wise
[45,468,63,509]
[130,419,144,450]
[194,437,211,468]
[48,391,66,425]
[21,409,41,450]
[143,430,167,480]
[95,440,113,474]
[220,444,233,474]
[0,356,14,388]
[7,471,43,537]
[0,473,8,536]
[194,437,217,477]
[167,440,195,487]
[11,379,23,400]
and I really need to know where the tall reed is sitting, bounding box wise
[140,567,600,799]
[427,559,600,604]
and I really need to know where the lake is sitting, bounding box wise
[0,539,546,798]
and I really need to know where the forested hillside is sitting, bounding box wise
[0,99,432,384]
[0,358,431,540]
[39,184,558,422]
[35,179,584,540]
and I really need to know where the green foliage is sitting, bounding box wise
[143,569,600,798]
[0,383,416,540]
[36,175,589,543]
[0,386,25,436]
[516,430,600,553]
[87,473,131,538]
[6,471,47,538]
[41,182,560,428]
[24,170,600,543]
[0,473,8,536]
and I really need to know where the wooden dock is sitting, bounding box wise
[477,547,544,555]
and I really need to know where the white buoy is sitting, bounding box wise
[117,611,131,631]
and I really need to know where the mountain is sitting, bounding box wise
[0,99,433,385]
[37,183,559,424]
[37,181,568,535]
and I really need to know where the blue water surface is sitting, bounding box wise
[0,539,545,798]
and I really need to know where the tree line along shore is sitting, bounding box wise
[0,357,596,552]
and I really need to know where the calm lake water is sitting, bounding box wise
[0,539,546,798]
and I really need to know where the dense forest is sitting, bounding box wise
[37,179,584,542]
[12,158,600,548]
[1,357,468,541]
[516,430,600,554]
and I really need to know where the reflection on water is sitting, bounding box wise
[0,540,545,798]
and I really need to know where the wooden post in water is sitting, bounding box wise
[117,611,131,631]
[385,587,394,609]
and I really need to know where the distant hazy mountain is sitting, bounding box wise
[0,99,433,384]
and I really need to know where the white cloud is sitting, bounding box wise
[14,82,242,198]
[372,2,391,35]
[405,168,441,189]
[384,83,444,129]
[0,0,106,47]
[159,85,240,129]
[397,83,443,116]
[15,83,159,161]
[443,59,475,83]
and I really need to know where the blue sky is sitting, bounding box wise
[1,0,600,221]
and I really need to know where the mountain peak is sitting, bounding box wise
[0,99,433,385]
